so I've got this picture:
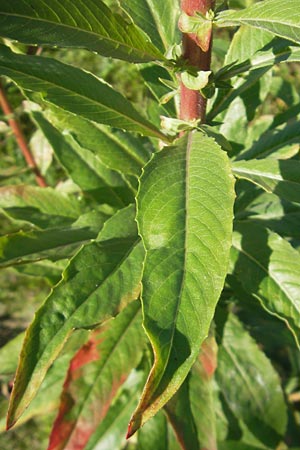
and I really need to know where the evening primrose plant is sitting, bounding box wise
[0,0,300,449]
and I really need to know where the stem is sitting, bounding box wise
[0,81,47,187]
[180,0,214,123]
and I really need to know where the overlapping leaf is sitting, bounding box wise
[232,159,300,204]
[231,222,300,346]
[0,0,165,63]
[0,45,168,140]
[6,205,145,428]
[217,313,287,446]
[128,132,235,435]
[216,0,300,46]
[48,300,145,450]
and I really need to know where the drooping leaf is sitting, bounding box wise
[231,222,300,347]
[128,132,235,435]
[83,369,145,450]
[45,107,151,177]
[119,0,180,52]
[48,300,145,450]
[216,0,300,46]
[0,185,82,228]
[189,336,219,450]
[232,159,300,204]
[31,111,134,206]
[0,0,165,63]
[217,313,287,447]
[0,45,168,140]
[6,205,145,428]
[164,378,199,450]
[0,211,108,267]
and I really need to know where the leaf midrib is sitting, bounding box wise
[0,61,164,140]
[0,11,161,60]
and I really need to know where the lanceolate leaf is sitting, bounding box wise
[0,211,108,267]
[0,0,165,63]
[216,0,300,46]
[7,206,145,428]
[128,132,235,435]
[119,0,180,52]
[48,301,145,450]
[217,313,287,446]
[231,222,300,347]
[232,159,300,204]
[0,185,82,228]
[45,107,151,177]
[31,111,134,206]
[0,45,168,140]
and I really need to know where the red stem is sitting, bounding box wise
[180,0,214,123]
[0,81,47,187]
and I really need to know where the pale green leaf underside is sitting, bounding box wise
[0,45,167,140]
[231,222,300,347]
[119,0,180,52]
[232,159,300,204]
[216,0,300,46]
[7,206,145,428]
[0,0,164,63]
[217,314,287,439]
[128,132,235,434]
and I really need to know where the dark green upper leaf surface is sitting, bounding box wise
[232,159,300,204]
[216,0,300,46]
[231,222,300,347]
[0,45,167,140]
[217,313,287,445]
[0,0,165,63]
[7,205,145,428]
[128,132,235,434]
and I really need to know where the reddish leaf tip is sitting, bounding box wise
[126,419,138,439]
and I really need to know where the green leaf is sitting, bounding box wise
[0,45,168,140]
[217,313,287,446]
[48,301,145,450]
[0,185,82,228]
[45,106,151,177]
[6,205,145,428]
[137,411,169,450]
[84,369,145,450]
[189,337,219,450]
[0,332,24,376]
[128,132,235,435]
[0,211,108,267]
[0,0,165,63]
[216,0,300,46]
[232,159,300,204]
[119,0,180,52]
[31,111,134,206]
[231,222,300,347]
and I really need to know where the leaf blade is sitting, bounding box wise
[128,132,235,434]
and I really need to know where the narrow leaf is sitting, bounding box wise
[216,0,300,46]
[6,206,145,428]
[232,159,300,204]
[231,222,300,347]
[0,0,165,63]
[48,301,145,450]
[128,132,235,435]
[0,45,168,140]
[217,313,287,446]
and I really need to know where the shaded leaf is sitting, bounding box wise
[138,411,169,450]
[217,313,287,446]
[231,222,300,347]
[232,159,300,204]
[48,300,145,450]
[216,0,300,46]
[0,332,24,376]
[128,132,235,435]
[0,0,165,63]
[7,205,145,428]
[0,45,168,140]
